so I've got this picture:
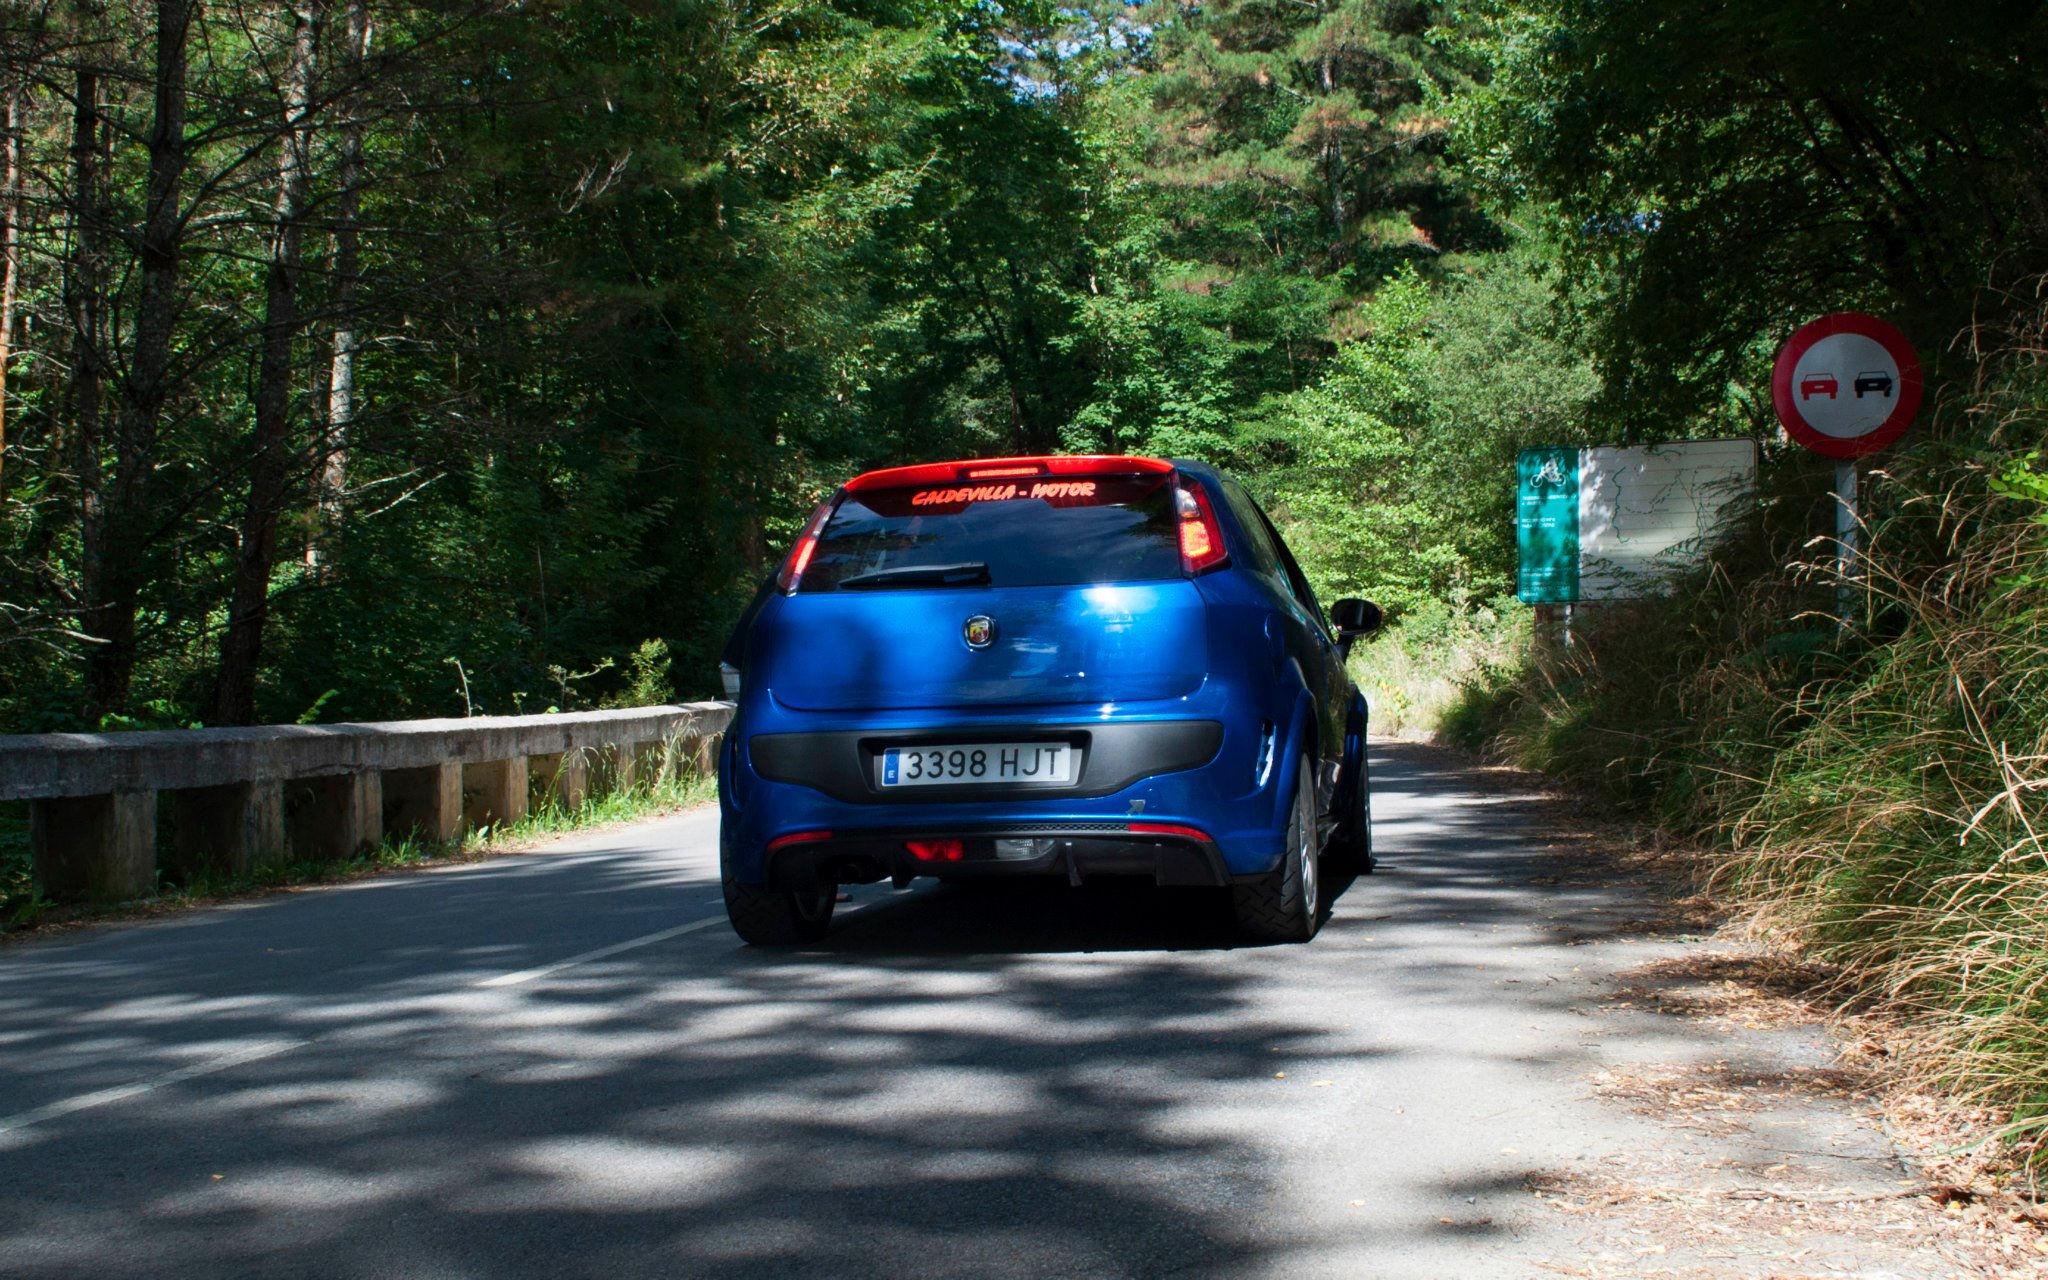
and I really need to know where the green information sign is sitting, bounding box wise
[1515,440,1757,604]
[1516,448,1579,604]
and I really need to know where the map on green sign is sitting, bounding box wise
[1516,448,1579,604]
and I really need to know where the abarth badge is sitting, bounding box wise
[964,615,996,650]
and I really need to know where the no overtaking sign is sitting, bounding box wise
[1771,312,1922,458]
[1773,310,1920,624]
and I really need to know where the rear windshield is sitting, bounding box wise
[796,473,1181,591]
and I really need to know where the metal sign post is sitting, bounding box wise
[1834,458,1858,622]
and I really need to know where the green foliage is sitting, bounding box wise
[1255,270,1448,611]
[1,0,1090,729]
[0,0,1545,735]
[1239,248,1597,614]
[295,690,341,725]
[1348,595,1530,735]
[604,640,675,710]
[1134,0,1501,283]
[1457,0,2048,427]
[1991,452,2048,519]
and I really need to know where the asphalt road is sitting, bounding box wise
[0,743,1941,1279]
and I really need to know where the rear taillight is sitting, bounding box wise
[777,496,838,593]
[907,839,965,862]
[1175,479,1230,575]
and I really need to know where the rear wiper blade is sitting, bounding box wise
[838,562,992,589]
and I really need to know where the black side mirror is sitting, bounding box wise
[1331,598,1382,656]
[1331,598,1383,637]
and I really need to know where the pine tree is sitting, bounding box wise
[1137,0,1499,287]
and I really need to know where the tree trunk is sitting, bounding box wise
[212,0,319,725]
[84,0,196,720]
[309,0,367,573]
[0,89,22,502]
[1319,51,1347,246]
[69,65,110,708]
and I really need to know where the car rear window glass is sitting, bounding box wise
[1218,478,1285,584]
[796,473,1180,591]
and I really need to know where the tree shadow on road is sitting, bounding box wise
[0,741,1679,1279]
[0,878,1342,1277]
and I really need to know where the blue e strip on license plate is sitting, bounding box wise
[878,742,1074,788]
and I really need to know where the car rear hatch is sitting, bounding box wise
[759,459,1212,712]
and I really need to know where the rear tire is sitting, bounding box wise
[1232,763,1322,943]
[723,875,836,945]
[1327,742,1374,877]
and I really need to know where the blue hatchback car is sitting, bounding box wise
[717,454,1382,945]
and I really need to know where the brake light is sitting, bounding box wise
[776,496,838,593]
[846,455,1172,491]
[906,839,965,862]
[965,464,1044,479]
[767,830,834,852]
[1175,479,1230,575]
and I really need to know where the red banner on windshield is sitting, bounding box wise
[907,479,1101,509]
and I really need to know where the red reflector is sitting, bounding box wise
[907,839,964,862]
[1128,822,1213,842]
[767,830,833,853]
[964,464,1044,479]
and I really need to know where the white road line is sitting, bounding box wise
[0,1039,305,1140]
[473,916,727,988]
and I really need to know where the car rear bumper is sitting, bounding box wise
[719,697,1299,885]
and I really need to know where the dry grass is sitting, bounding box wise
[1721,485,2048,1188]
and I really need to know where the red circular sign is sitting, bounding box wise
[1771,312,1921,459]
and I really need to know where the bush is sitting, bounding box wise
[1350,596,1530,736]
[605,639,676,710]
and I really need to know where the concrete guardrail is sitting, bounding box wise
[0,702,734,903]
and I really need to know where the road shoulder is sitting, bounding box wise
[1377,738,2048,1279]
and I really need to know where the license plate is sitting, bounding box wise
[878,742,1074,788]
